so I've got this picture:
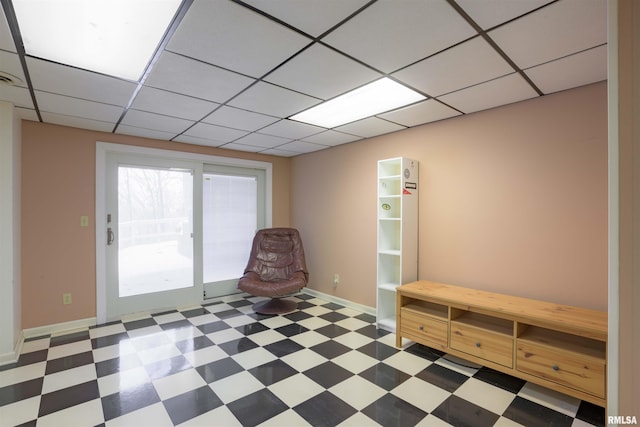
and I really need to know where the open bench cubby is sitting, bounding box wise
[396,280,607,408]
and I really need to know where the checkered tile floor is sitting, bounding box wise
[1,293,605,426]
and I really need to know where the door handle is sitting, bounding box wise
[107,227,115,245]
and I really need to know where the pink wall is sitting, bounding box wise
[291,82,608,311]
[21,123,291,328]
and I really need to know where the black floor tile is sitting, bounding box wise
[321,302,345,310]
[274,323,309,337]
[213,308,242,319]
[356,341,398,360]
[315,324,350,339]
[283,310,313,322]
[354,313,377,323]
[249,359,297,386]
[354,324,387,339]
[91,332,129,349]
[196,357,244,383]
[39,380,99,417]
[295,301,315,310]
[405,342,445,361]
[197,320,230,334]
[0,377,43,406]
[304,361,353,389]
[473,366,526,394]
[264,338,305,357]
[101,382,160,421]
[179,307,210,318]
[432,394,500,427]
[122,318,157,331]
[95,353,141,378]
[163,385,223,425]
[294,391,357,427]
[576,400,606,427]
[318,311,348,323]
[227,299,253,308]
[158,319,192,330]
[359,363,411,391]
[218,337,258,355]
[416,363,469,392]
[227,389,288,427]
[144,355,191,381]
[49,330,89,347]
[362,392,428,426]
[235,322,269,335]
[175,335,214,353]
[17,349,48,366]
[45,351,94,375]
[503,396,574,427]
[309,340,351,359]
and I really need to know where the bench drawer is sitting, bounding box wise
[517,341,605,398]
[401,309,448,348]
[450,322,513,368]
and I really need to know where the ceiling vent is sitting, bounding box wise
[0,71,23,86]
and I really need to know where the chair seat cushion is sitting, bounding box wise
[238,271,307,297]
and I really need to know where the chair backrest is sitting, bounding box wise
[244,228,308,282]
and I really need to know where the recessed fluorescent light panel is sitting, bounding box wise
[12,0,182,81]
[291,77,426,128]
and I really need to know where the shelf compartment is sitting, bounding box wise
[377,253,400,286]
[378,159,402,177]
[402,300,448,320]
[378,220,401,252]
[378,196,400,219]
[379,177,401,196]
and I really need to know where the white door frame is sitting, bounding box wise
[96,141,272,324]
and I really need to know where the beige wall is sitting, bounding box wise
[291,82,608,311]
[21,122,291,328]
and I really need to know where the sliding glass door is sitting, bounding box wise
[104,151,266,320]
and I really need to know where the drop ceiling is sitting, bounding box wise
[0,0,607,157]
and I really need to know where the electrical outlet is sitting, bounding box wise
[63,293,72,305]
[333,274,340,287]
[80,216,89,227]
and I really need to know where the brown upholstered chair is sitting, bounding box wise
[238,228,308,314]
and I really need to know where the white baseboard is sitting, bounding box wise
[302,288,376,316]
[0,333,24,366]
[23,317,97,339]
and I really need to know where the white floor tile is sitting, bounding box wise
[209,371,264,404]
[224,314,259,328]
[105,402,174,427]
[382,350,432,375]
[92,340,136,363]
[416,413,456,427]
[36,398,104,427]
[518,382,580,417]
[182,345,228,367]
[153,368,207,400]
[136,344,182,365]
[179,404,243,427]
[330,350,379,374]
[280,348,327,372]
[47,340,93,360]
[289,330,330,348]
[297,316,331,330]
[258,408,312,427]
[41,363,97,394]
[206,328,244,345]
[98,366,151,397]
[20,337,51,353]
[0,395,40,426]
[126,325,163,339]
[338,411,383,427]
[89,323,127,339]
[391,377,451,413]
[258,316,294,329]
[231,346,277,370]
[0,361,46,387]
[163,326,203,343]
[247,329,287,347]
[267,373,325,407]
[329,375,387,410]
[335,317,370,331]
[454,377,516,415]
[333,331,374,349]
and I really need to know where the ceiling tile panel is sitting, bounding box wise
[182,122,249,142]
[174,135,226,148]
[243,0,370,37]
[488,0,607,69]
[0,10,16,52]
[455,0,553,30]
[166,0,311,78]
[222,142,267,153]
[27,58,136,106]
[228,81,320,118]
[438,73,538,114]
[525,46,607,95]
[323,0,477,73]
[0,84,33,109]
[275,140,328,154]
[0,51,26,84]
[335,117,405,139]
[379,99,461,127]
[302,130,362,146]
[265,44,380,99]
[131,87,219,121]
[116,125,180,141]
[36,91,124,122]
[393,37,513,97]
[232,132,292,149]
[202,106,279,132]
[259,119,325,140]
[16,107,39,121]
[260,147,299,157]
[40,112,116,133]
[145,51,255,103]
[120,109,194,134]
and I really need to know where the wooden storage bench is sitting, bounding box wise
[395,280,607,408]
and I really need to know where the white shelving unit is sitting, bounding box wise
[376,157,418,332]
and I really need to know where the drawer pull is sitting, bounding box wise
[418,325,424,331]
[552,364,560,371]
[475,342,481,348]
